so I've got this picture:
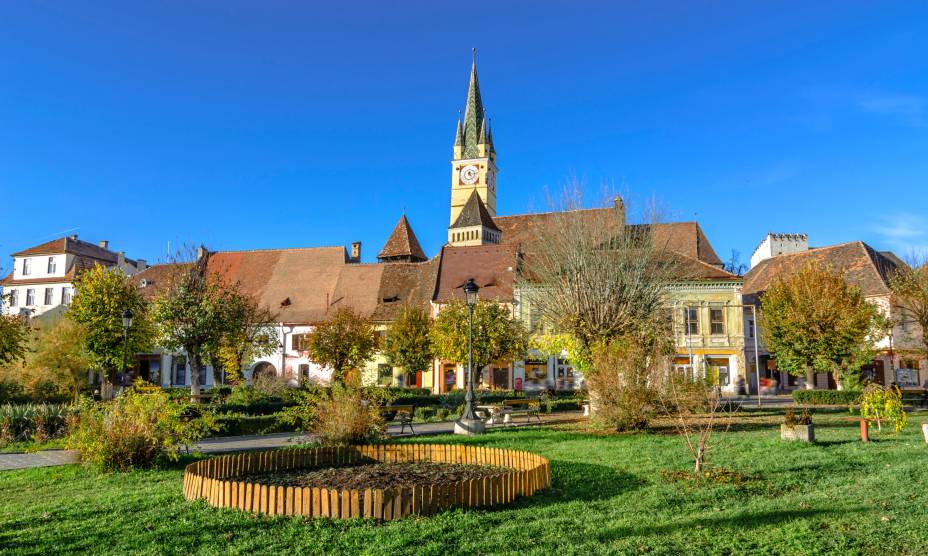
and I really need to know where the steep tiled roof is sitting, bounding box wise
[743,241,902,297]
[207,247,348,324]
[329,264,385,316]
[378,215,428,262]
[451,189,500,231]
[12,236,126,263]
[493,209,723,267]
[372,259,439,321]
[132,263,193,299]
[433,244,520,303]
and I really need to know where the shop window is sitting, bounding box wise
[710,308,725,335]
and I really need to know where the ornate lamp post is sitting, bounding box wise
[455,278,485,435]
[120,308,134,387]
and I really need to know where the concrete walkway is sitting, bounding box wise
[0,412,584,471]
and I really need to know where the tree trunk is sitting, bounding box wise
[805,367,815,390]
[189,349,201,402]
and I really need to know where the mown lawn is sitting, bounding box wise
[2,411,927,555]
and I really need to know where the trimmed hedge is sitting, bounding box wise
[212,414,294,437]
[792,389,862,405]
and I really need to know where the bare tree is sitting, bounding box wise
[659,375,735,473]
[890,253,928,360]
[518,184,680,364]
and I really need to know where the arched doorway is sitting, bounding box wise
[251,362,277,381]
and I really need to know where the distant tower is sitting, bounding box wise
[750,233,809,268]
[450,50,497,226]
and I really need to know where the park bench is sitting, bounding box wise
[501,399,542,423]
[900,388,928,409]
[380,404,416,434]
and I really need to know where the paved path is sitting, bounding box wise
[0,450,79,471]
[0,412,584,471]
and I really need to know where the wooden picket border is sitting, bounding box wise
[182,444,551,521]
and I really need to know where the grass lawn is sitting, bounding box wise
[2,410,927,555]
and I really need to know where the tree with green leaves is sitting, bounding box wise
[889,255,928,359]
[382,306,433,377]
[305,307,378,384]
[429,299,528,380]
[759,261,887,389]
[0,314,30,368]
[67,265,154,397]
[215,292,279,385]
[153,254,233,399]
[25,316,92,401]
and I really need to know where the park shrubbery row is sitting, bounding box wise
[792,389,863,405]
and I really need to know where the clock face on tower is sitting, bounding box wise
[459,164,479,185]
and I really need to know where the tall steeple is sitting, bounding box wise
[449,50,498,226]
[461,50,486,159]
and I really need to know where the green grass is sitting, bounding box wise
[2,412,927,555]
[0,437,67,453]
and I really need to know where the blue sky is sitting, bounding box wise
[1,1,926,269]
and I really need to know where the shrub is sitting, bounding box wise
[859,384,907,433]
[67,387,215,471]
[783,408,813,426]
[792,389,862,406]
[586,341,661,431]
[0,403,70,443]
[279,384,387,446]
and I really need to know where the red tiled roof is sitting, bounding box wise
[743,241,901,296]
[372,259,439,321]
[493,209,724,267]
[433,244,520,303]
[378,215,428,262]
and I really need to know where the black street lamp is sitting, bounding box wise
[120,308,134,387]
[455,278,485,435]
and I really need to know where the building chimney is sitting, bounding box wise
[70,234,78,241]
[117,251,126,267]
[196,246,208,260]
[350,241,362,263]
[98,240,109,250]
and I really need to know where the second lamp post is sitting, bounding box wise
[455,278,485,435]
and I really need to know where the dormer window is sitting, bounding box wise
[22,258,31,276]
[47,257,56,274]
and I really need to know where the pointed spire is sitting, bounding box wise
[462,50,485,159]
[450,189,500,232]
[378,214,428,263]
[454,113,463,147]
[479,116,488,144]
[487,117,495,153]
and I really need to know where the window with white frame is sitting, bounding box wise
[44,288,53,305]
[47,257,56,274]
[26,289,35,306]
[8,289,17,307]
[291,333,308,352]
[22,259,31,276]
[62,287,72,304]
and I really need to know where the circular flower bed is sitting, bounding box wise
[183,444,551,520]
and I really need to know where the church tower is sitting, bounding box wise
[450,51,497,227]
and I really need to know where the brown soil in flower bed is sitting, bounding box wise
[235,462,513,491]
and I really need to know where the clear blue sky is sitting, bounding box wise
[2,1,926,268]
